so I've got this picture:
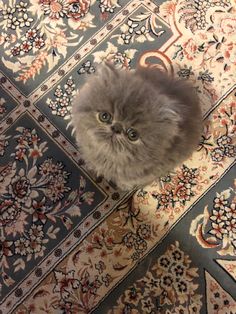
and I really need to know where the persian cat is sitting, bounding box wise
[71,63,202,191]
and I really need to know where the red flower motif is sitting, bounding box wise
[229,101,236,109]
[34,37,45,49]
[86,244,94,253]
[32,199,47,223]
[106,236,114,245]
[10,176,31,200]
[11,44,21,56]
[100,249,107,258]
[0,199,21,226]
[0,239,13,258]
[220,17,236,35]
[222,41,236,65]
[182,39,198,61]
[220,118,229,126]
[15,148,26,161]
[219,107,227,115]
[54,270,80,299]
[174,183,191,203]
[21,41,32,53]
[67,0,90,20]
[158,192,171,210]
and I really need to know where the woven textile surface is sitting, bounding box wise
[0,0,236,313]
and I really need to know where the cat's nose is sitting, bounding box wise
[111,123,123,134]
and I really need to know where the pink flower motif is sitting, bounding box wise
[5,211,28,237]
[108,52,131,69]
[182,38,198,61]
[26,29,37,40]
[219,107,227,115]
[29,147,43,159]
[43,0,69,19]
[220,17,236,34]
[159,0,176,21]
[15,148,26,161]
[8,167,38,207]
[0,199,21,227]
[32,199,47,223]
[157,192,172,210]
[49,30,67,49]
[34,37,45,49]
[222,41,236,65]
[54,270,80,299]
[21,41,33,53]
[174,183,191,203]
[213,12,236,35]
[0,239,13,258]
[220,118,229,126]
[46,173,71,202]
[11,44,21,56]
[229,101,236,109]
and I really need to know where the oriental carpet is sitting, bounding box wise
[0,0,235,313]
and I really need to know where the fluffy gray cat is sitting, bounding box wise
[71,63,202,191]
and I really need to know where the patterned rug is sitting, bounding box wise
[0,0,235,313]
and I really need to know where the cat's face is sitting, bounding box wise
[72,63,181,165]
[95,110,140,148]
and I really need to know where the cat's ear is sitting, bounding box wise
[163,108,181,123]
[104,61,119,77]
[159,107,182,138]
[98,61,119,81]
[159,107,182,131]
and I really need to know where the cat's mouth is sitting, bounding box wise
[110,132,123,141]
[110,134,126,152]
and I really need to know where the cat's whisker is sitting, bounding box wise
[66,120,73,129]
[71,127,76,136]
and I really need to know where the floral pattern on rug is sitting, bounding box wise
[205,271,236,314]
[0,115,109,299]
[190,185,236,256]
[0,0,235,313]
[108,241,202,314]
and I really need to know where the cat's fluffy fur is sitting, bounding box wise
[71,63,202,190]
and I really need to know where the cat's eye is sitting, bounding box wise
[127,128,139,141]
[98,112,112,124]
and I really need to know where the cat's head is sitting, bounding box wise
[72,63,181,164]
